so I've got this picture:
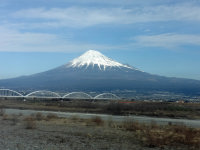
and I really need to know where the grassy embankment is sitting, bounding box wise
[0,98,200,119]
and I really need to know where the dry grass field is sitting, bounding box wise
[0,108,200,150]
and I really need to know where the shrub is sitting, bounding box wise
[91,116,104,126]
[2,114,8,120]
[35,112,44,121]
[45,113,59,121]
[70,115,79,121]
[0,108,5,116]
[10,114,19,126]
[140,123,200,149]
[122,118,143,131]
[24,116,36,129]
[107,116,114,127]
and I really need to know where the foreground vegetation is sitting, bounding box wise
[1,109,200,149]
[1,98,200,119]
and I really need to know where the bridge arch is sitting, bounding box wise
[26,90,60,98]
[0,89,23,97]
[94,93,120,100]
[63,92,93,99]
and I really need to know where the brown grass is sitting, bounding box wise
[2,114,9,120]
[24,116,36,129]
[35,112,44,121]
[121,118,144,131]
[20,112,200,149]
[45,113,59,121]
[1,114,19,125]
[10,114,19,125]
[119,118,200,149]
[142,126,200,148]
[0,108,5,116]
[69,115,80,122]
[91,116,104,126]
[2,110,199,149]
[63,114,200,149]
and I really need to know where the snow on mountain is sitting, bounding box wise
[67,50,134,70]
[1,49,200,96]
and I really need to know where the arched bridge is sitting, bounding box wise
[26,90,61,98]
[0,89,23,97]
[94,93,120,100]
[0,89,120,100]
[63,92,93,99]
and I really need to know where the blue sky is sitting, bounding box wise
[0,0,200,80]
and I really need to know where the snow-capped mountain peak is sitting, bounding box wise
[67,50,134,70]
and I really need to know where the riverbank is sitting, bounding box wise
[4,108,200,128]
[1,99,200,119]
[1,109,200,150]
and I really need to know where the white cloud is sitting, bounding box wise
[10,4,200,28]
[0,27,58,51]
[132,33,200,48]
[1,3,200,52]
[1,26,200,52]
[0,26,117,52]
[12,7,121,28]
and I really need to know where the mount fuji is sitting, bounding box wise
[0,50,200,96]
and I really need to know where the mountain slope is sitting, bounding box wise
[0,50,200,96]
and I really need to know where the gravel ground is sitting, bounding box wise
[0,114,190,150]
[0,115,147,150]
